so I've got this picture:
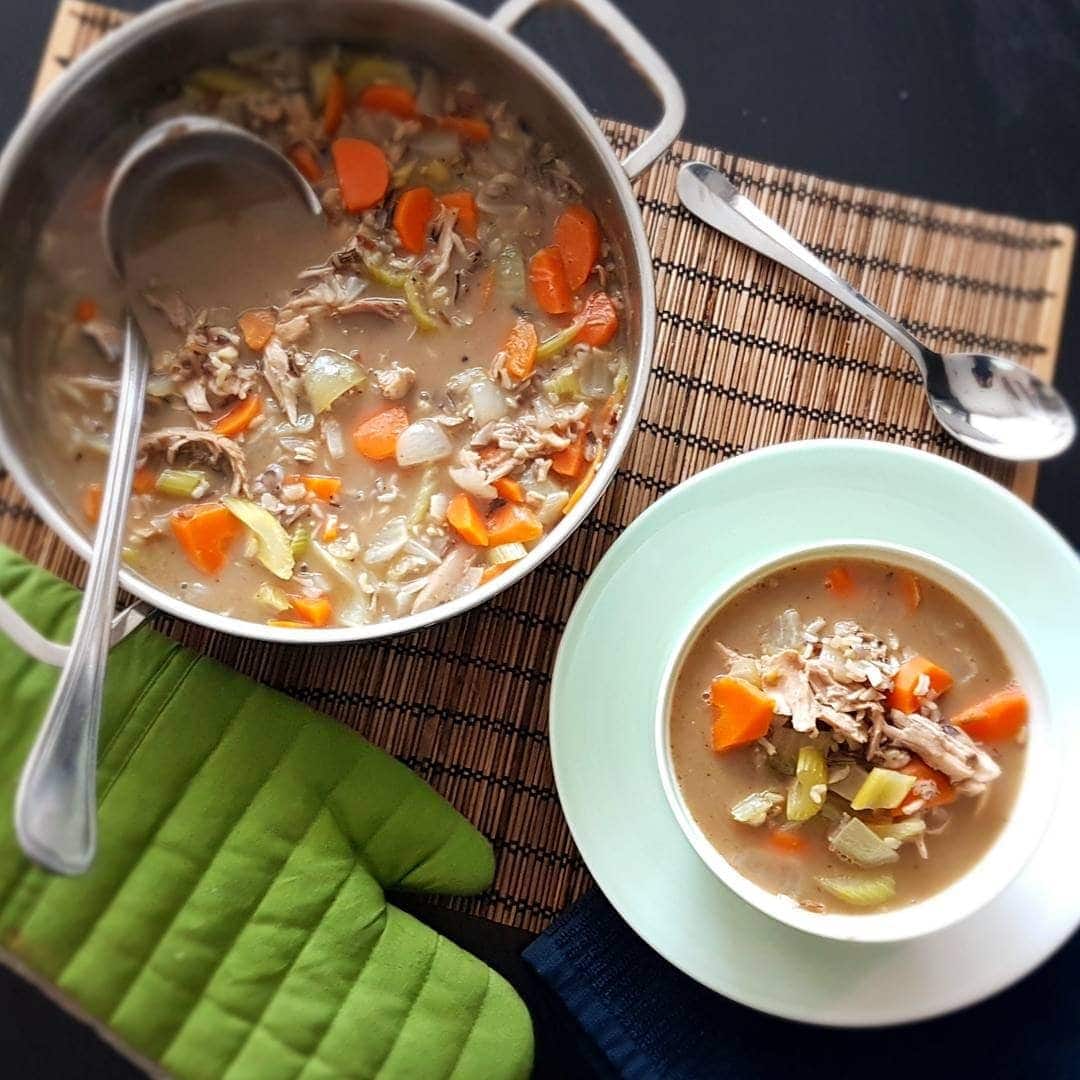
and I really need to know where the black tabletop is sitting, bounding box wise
[1,1,1077,1075]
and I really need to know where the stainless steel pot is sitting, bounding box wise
[0,0,683,652]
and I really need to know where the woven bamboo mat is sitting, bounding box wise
[1,0,1074,932]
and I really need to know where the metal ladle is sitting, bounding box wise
[678,161,1075,462]
[14,116,322,875]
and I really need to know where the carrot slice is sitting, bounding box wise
[709,675,776,751]
[170,503,241,575]
[766,828,808,855]
[576,291,620,347]
[478,267,496,309]
[562,458,600,516]
[82,483,103,524]
[900,571,922,613]
[493,477,524,504]
[394,186,436,253]
[353,405,408,460]
[487,504,542,546]
[288,144,324,183]
[321,515,340,543]
[499,316,539,382]
[550,426,587,478]
[238,309,276,352]
[73,297,98,323]
[213,394,262,438]
[437,115,491,142]
[824,565,856,598]
[439,190,478,238]
[447,492,490,547]
[322,71,347,136]
[332,138,390,212]
[358,83,417,118]
[132,466,156,495]
[480,561,517,585]
[952,690,1029,743]
[554,204,600,290]
[894,758,956,816]
[286,474,342,501]
[887,656,954,714]
[528,246,573,315]
[290,593,333,627]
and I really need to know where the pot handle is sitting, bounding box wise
[0,595,151,668]
[490,0,685,180]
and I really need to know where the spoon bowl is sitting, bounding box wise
[929,350,1076,461]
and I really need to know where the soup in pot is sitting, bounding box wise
[668,557,1029,913]
[27,46,630,628]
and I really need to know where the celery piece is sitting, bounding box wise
[827,815,900,867]
[344,56,416,96]
[408,468,439,526]
[290,526,311,560]
[309,56,336,106]
[493,246,526,303]
[786,746,828,822]
[850,767,917,811]
[189,67,266,96]
[419,159,451,186]
[816,873,896,908]
[155,468,208,499]
[361,251,410,289]
[829,762,870,802]
[222,496,295,580]
[121,546,141,568]
[730,790,785,827]
[405,275,439,332]
[487,542,527,566]
[542,365,583,400]
[254,582,291,613]
[871,819,926,845]
[536,322,582,363]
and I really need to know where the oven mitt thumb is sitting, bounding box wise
[0,546,533,1079]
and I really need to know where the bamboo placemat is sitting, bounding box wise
[1,0,1074,932]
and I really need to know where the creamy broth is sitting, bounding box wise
[669,557,1027,914]
[28,47,629,627]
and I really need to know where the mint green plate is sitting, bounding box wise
[550,440,1080,1026]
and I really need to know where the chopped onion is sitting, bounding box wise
[322,417,346,460]
[411,126,462,159]
[536,490,569,525]
[396,419,453,467]
[364,516,409,565]
[302,351,365,414]
[467,377,510,426]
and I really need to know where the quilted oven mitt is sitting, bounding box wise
[0,547,533,1079]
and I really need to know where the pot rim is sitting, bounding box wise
[0,0,670,644]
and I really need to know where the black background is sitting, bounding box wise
[0,1,1077,1075]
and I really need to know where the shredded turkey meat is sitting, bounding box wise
[719,612,1001,804]
[138,427,250,496]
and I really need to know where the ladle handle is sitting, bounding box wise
[14,314,149,875]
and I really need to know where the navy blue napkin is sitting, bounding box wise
[523,888,1080,1079]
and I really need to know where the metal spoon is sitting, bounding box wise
[14,116,321,875]
[677,161,1076,461]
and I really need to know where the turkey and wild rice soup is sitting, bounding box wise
[29,47,628,628]
[669,558,1029,913]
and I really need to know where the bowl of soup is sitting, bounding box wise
[655,541,1056,943]
[0,0,683,642]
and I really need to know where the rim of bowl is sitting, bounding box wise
[654,538,1058,944]
[0,0,656,645]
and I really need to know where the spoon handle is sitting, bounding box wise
[14,314,149,875]
[677,161,929,373]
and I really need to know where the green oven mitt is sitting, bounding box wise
[0,546,532,1079]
